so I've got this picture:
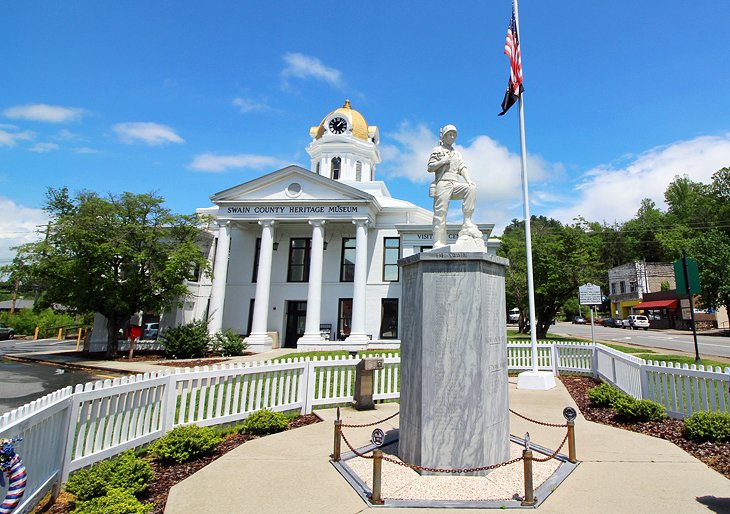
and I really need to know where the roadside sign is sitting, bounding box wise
[579,283,602,305]
[674,257,701,294]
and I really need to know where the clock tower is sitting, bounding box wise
[307,100,381,182]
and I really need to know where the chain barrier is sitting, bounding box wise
[509,408,567,428]
[337,410,572,474]
[340,411,400,429]
[532,431,570,462]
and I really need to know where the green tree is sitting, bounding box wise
[14,188,210,357]
[498,216,602,338]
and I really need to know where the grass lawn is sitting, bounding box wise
[271,349,399,362]
[507,329,589,343]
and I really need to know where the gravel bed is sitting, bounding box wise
[346,441,560,502]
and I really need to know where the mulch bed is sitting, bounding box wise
[36,414,321,513]
[560,375,730,480]
[67,351,257,367]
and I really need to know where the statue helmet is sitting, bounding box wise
[440,124,458,140]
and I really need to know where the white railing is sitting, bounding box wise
[2,343,729,513]
[594,344,645,399]
[642,361,730,418]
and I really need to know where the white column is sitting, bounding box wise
[298,220,326,347]
[345,218,369,348]
[208,221,231,334]
[245,220,275,352]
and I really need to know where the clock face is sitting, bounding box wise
[328,117,347,134]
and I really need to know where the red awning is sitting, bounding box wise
[633,299,678,310]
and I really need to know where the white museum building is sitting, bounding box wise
[91,101,498,353]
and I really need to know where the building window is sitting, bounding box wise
[287,238,311,282]
[247,299,255,336]
[380,299,399,339]
[252,238,261,282]
[629,281,637,292]
[382,237,400,282]
[331,157,341,179]
[611,283,616,295]
[419,246,432,253]
[316,162,321,175]
[338,298,352,340]
[340,237,356,282]
[356,161,362,181]
[620,281,626,294]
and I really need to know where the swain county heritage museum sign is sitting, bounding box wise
[221,204,365,218]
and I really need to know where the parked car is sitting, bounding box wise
[0,322,15,340]
[571,315,586,325]
[142,322,159,340]
[603,317,623,328]
[622,315,650,330]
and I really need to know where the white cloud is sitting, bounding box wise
[282,53,343,87]
[233,97,269,113]
[546,134,730,226]
[54,129,79,141]
[381,122,556,231]
[188,153,284,173]
[72,147,98,154]
[0,128,35,147]
[113,122,184,146]
[0,198,49,267]
[28,142,60,153]
[3,103,85,123]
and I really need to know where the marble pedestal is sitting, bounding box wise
[398,251,510,475]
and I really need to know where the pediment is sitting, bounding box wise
[210,165,374,204]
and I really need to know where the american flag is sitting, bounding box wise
[498,5,523,116]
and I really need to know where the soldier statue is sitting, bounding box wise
[427,124,483,248]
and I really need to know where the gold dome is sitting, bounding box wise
[310,100,376,142]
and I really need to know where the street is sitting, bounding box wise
[0,338,120,414]
[548,321,730,362]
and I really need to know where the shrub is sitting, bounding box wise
[613,396,666,422]
[65,451,152,501]
[240,409,290,435]
[150,424,222,463]
[0,307,82,337]
[73,487,152,514]
[684,411,730,443]
[587,383,627,408]
[159,319,210,359]
[211,329,247,356]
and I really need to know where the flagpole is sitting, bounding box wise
[513,0,539,374]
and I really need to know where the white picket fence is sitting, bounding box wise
[2,342,729,513]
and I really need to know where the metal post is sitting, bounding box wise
[332,419,342,461]
[521,447,537,506]
[371,449,384,505]
[567,420,577,463]
[682,250,701,363]
[34,326,39,340]
[57,327,63,341]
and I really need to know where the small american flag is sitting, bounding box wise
[498,4,523,116]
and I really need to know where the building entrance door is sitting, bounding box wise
[284,301,307,348]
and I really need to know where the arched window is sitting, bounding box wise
[331,157,341,179]
[356,161,362,181]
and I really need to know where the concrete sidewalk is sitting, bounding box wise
[165,380,730,514]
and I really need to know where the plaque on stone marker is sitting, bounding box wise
[371,428,385,447]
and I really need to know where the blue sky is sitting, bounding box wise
[3,1,730,265]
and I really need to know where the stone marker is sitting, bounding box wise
[398,251,510,475]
